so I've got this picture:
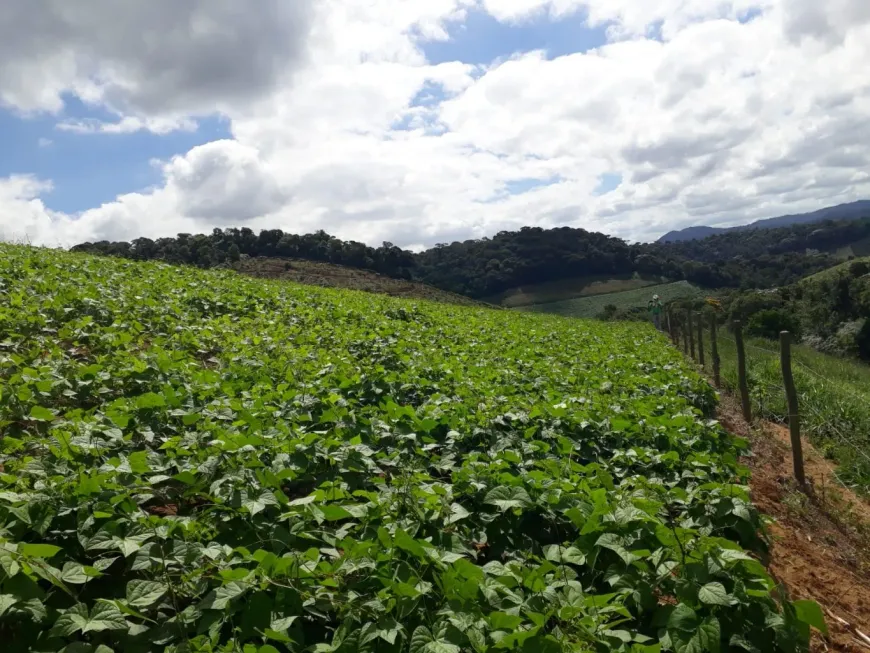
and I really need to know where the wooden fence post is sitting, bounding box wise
[683,317,690,355]
[687,310,696,361]
[780,331,806,487]
[710,314,721,388]
[696,312,705,367]
[734,320,752,423]
[667,310,674,344]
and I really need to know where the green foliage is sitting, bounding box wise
[746,310,801,341]
[0,244,820,652]
[598,304,620,321]
[718,256,870,361]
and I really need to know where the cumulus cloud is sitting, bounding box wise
[2,0,870,248]
[0,0,313,120]
[164,141,289,224]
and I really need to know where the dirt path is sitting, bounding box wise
[716,393,870,652]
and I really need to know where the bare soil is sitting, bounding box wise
[717,392,870,652]
[231,257,490,308]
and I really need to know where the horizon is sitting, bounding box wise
[2,1,870,249]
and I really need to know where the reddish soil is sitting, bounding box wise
[717,393,870,652]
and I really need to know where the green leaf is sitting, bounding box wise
[271,615,299,631]
[210,581,250,610]
[0,594,18,617]
[20,543,62,558]
[698,582,733,606]
[544,545,586,565]
[264,629,293,644]
[793,600,828,635]
[113,536,148,557]
[126,580,168,608]
[82,601,128,633]
[128,451,150,474]
[596,533,637,565]
[29,559,74,597]
[693,617,721,653]
[61,563,91,584]
[377,617,402,644]
[446,502,470,524]
[51,604,90,637]
[29,406,56,422]
[135,392,166,409]
[182,412,201,426]
[489,611,524,630]
[410,626,434,653]
[668,604,698,632]
[393,581,421,597]
[319,504,353,521]
[425,643,460,653]
[395,529,428,558]
[484,486,533,512]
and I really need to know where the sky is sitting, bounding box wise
[1,0,870,249]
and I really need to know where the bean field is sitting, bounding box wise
[0,245,821,652]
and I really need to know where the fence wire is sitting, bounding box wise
[672,323,870,493]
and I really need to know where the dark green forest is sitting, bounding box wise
[73,217,870,298]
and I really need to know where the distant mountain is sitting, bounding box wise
[658,200,870,243]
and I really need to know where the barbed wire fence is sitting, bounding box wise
[666,308,870,495]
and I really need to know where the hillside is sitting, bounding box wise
[522,280,700,318]
[0,243,822,652]
[675,257,870,367]
[482,273,664,308]
[800,255,870,283]
[231,256,487,307]
[658,200,870,243]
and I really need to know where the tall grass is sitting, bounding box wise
[701,326,870,494]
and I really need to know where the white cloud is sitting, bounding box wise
[781,0,870,45]
[56,116,198,135]
[2,0,870,249]
[0,0,313,121]
[164,141,289,224]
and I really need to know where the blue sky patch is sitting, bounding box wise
[0,98,231,214]
[421,8,608,65]
[594,172,623,195]
[506,177,562,194]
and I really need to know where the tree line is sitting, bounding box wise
[72,217,870,298]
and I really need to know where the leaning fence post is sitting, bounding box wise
[710,314,721,388]
[696,312,705,367]
[780,331,806,487]
[687,310,696,361]
[734,320,752,423]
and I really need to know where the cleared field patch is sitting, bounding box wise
[800,256,870,283]
[234,256,489,307]
[522,280,702,318]
[485,274,664,308]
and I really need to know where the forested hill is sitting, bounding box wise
[72,216,870,299]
